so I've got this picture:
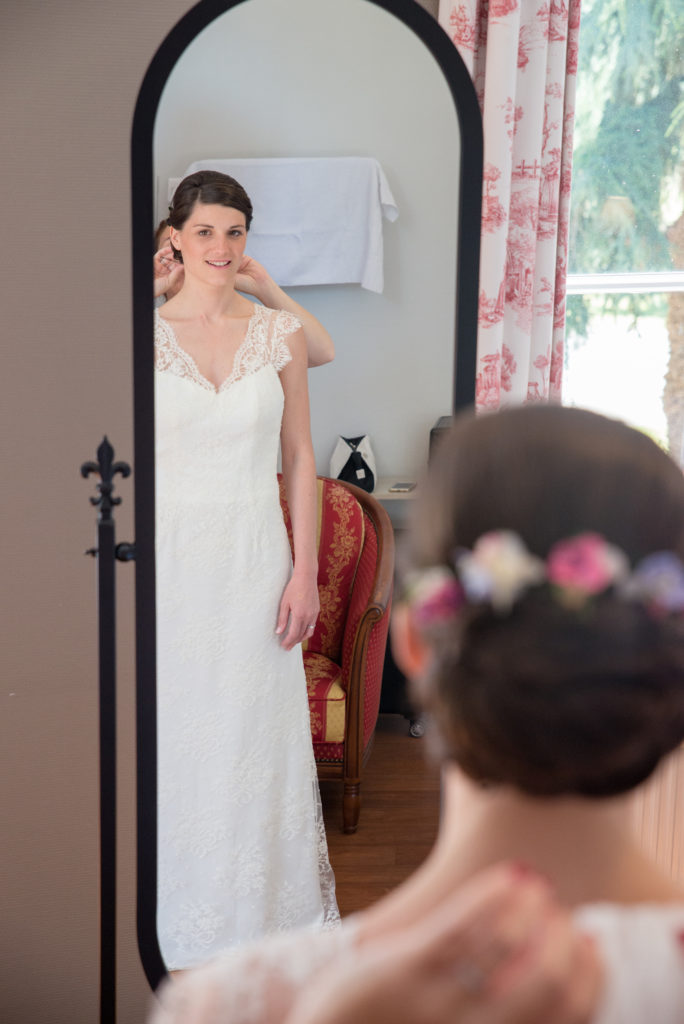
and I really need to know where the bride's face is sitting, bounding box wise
[171,202,248,285]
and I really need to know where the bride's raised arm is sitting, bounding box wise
[276,326,320,651]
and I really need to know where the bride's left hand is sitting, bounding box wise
[276,571,320,650]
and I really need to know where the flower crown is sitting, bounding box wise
[405,531,684,626]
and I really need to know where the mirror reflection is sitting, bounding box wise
[151,0,462,969]
[154,171,339,969]
[153,0,460,476]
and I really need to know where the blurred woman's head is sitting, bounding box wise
[401,405,684,798]
[155,219,171,250]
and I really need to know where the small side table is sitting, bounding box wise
[374,478,423,735]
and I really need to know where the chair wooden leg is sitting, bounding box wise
[342,781,360,833]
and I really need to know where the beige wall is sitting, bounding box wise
[2,3,191,1021]
[0,1,438,1021]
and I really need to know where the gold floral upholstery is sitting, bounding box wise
[304,651,345,744]
[305,478,365,660]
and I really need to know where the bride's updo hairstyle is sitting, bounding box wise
[406,404,684,797]
[166,170,254,261]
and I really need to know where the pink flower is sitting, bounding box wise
[547,533,629,604]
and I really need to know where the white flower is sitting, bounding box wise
[404,567,465,627]
[407,566,456,605]
[457,531,546,613]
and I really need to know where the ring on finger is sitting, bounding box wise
[453,961,488,995]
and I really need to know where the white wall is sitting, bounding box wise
[154,0,460,480]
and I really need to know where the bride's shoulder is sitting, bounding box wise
[253,307,304,370]
[574,903,684,1022]
[149,924,356,1024]
[575,899,684,934]
[254,306,302,336]
[154,307,173,344]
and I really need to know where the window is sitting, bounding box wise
[564,0,684,458]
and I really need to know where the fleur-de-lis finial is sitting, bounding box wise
[81,436,131,521]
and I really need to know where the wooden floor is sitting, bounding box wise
[321,717,684,920]
[320,714,441,918]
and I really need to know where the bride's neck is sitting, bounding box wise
[358,763,681,942]
[167,278,245,321]
[436,766,681,903]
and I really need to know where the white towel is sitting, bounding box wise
[168,157,398,293]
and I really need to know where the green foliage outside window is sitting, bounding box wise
[568,0,684,335]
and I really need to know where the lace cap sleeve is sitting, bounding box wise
[148,924,357,1024]
[154,309,174,371]
[268,309,301,372]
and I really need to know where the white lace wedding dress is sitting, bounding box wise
[148,904,684,1023]
[154,305,339,970]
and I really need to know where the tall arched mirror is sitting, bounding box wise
[132,0,482,991]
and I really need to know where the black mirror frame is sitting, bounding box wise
[131,0,482,992]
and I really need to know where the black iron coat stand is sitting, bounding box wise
[81,437,135,1024]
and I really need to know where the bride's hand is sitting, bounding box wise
[284,863,602,1024]
[153,244,184,298]
[275,571,320,651]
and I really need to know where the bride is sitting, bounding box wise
[154,170,339,970]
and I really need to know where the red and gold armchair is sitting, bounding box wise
[279,475,395,833]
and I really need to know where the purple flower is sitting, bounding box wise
[623,551,684,613]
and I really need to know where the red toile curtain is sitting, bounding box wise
[438,0,581,409]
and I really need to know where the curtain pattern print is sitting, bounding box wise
[438,0,581,409]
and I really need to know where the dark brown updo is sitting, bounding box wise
[405,405,684,797]
[166,170,253,261]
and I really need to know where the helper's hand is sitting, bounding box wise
[235,255,271,299]
[153,244,184,298]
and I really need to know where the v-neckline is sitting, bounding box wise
[156,307,260,395]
